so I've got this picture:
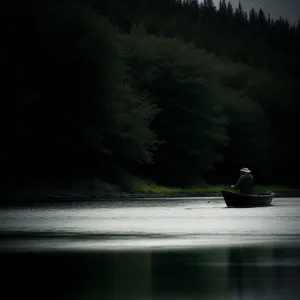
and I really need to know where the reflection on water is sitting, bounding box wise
[2,245,300,300]
[1,198,300,299]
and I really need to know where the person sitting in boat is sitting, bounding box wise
[230,167,253,194]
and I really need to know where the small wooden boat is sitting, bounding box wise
[221,189,275,207]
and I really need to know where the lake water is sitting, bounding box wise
[1,197,300,299]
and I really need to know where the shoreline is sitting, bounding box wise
[2,191,300,204]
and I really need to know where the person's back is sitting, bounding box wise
[231,168,253,194]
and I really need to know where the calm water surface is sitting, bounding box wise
[1,197,300,300]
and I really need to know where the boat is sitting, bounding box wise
[221,189,275,207]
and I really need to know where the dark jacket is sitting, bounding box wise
[234,173,253,194]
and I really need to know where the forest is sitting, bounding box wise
[1,0,300,193]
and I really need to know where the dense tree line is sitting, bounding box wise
[1,0,157,187]
[90,0,300,75]
[1,0,299,191]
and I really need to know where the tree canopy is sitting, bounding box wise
[2,0,299,189]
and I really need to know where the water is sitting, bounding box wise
[1,197,300,299]
[1,197,299,250]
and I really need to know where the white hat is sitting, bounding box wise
[240,167,251,173]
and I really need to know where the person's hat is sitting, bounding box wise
[240,167,251,173]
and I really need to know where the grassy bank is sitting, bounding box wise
[97,178,300,195]
[5,178,300,202]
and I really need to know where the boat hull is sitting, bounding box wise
[221,189,275,207]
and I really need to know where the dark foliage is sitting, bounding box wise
[1,0,299,190]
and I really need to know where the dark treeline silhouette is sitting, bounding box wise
[1,0,299,193]
[90,0,300,75]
